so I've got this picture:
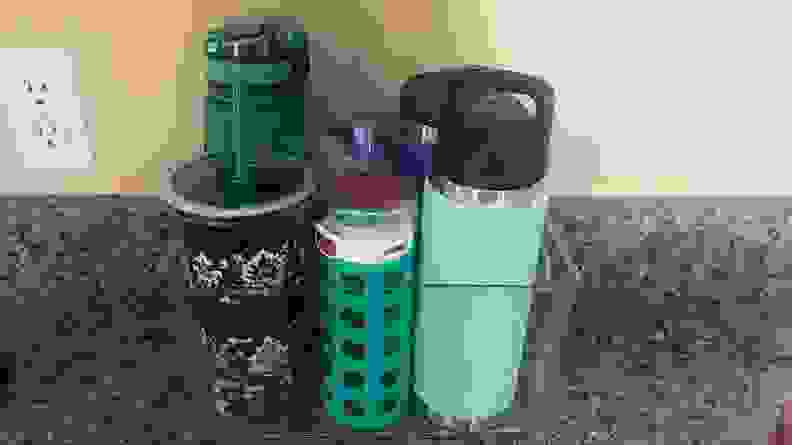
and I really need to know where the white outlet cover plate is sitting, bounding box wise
[0,48,95,177]
[11,96,94,170]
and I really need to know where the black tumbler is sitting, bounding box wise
[161,156,326,428]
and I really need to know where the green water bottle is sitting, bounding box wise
[205,21,308,208]
[316,174,418,431]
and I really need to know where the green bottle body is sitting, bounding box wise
[317,208,417,430]
[205,29,307,207]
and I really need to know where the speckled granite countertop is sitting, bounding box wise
[0,195,790,444]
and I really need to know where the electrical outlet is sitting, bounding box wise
[0,48,95,171]
[15,92,94,169]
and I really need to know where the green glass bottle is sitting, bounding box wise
[317,175,417,431]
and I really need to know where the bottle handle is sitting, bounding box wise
[457,65,555,133]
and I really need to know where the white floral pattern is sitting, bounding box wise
[189,241,293,290]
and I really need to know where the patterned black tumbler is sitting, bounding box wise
[161,156,325,428]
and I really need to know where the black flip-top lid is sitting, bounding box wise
[400,65,555,190]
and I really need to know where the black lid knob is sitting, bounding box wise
[400,65,555,190]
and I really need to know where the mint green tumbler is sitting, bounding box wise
[401,65,555,428]
[415,178,548,423]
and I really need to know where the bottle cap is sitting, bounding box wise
[400,65,555,190]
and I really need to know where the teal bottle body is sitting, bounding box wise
[414,177,547,420]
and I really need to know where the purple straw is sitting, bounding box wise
[351,127,383,161]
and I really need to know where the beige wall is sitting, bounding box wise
[495,1,792,195]
[1,1,501,194]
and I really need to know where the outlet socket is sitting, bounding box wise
[0,48,95,173]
